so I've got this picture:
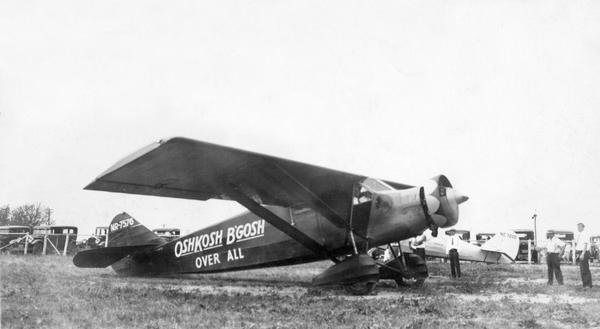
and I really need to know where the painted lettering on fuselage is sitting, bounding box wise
[174,219,265,258]
[174,230,224,257]
[226,220,265,245]
[195,253,220,268]
[192,248,245,269]
[227,248,244,261]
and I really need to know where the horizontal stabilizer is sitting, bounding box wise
[73,245,156,268]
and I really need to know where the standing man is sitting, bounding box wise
[410,230,429,260]
[446,229,461,278]
[545,233,565,285]
[575,222,592,288]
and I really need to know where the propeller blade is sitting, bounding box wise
[419,186,439,237]
[428,175,468,227]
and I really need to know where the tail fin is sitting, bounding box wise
[106,212,163,247]
[480,231,520,262]
[73,212,163,268]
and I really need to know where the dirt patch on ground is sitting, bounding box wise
[502,277,547,284]
[107,274,597,305]
[111,281,309,297]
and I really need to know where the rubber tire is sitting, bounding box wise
[344,281,377,295]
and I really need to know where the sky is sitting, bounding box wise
[1,0,599,240]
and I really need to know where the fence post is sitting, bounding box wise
[42,234,48,255]
[24,237,28,255]
[527,239,532,264]
[63,234,69,256]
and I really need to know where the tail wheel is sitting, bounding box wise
[344,281,377,295]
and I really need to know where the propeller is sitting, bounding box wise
[420,175,469,233]
[419,186,439,237]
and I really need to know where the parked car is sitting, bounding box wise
[0,226,32,254]
[474,233,496,246]
[152,228,181,242]
[82,226,109,249]
[513,229,537,263]
[29,226,78,255]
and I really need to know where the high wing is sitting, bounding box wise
[85,137,413,228]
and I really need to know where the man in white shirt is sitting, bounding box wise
[545,233,565,285]
[575,222,592,288]
[410,230,430,260]
[446,230,462,278]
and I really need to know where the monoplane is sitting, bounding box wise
[74,137,468,294]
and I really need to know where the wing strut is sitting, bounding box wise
[226,184,339,263]
[272,164,368,241]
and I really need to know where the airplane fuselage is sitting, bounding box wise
[113,202,435,275]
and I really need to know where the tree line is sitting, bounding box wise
[0,203,55,227]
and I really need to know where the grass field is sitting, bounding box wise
[2,255,600,329]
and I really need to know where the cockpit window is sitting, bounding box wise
[354,178,394,204]
[355,186,373,204]
[360,178,394,193]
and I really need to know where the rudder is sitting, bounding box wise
[73,212,163,268]
[107,212,163,247]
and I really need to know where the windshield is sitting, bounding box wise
[360,178,394,193]
[354,178,395,204]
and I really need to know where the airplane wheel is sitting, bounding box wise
[414,278,425,288]
[344,281,377,295]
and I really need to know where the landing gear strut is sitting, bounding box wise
[377,242,428,288]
